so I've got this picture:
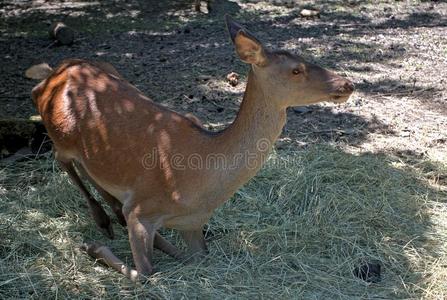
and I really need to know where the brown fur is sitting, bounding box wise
[32,16,354,280]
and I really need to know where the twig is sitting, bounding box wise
[295,128,361,136]
[369,88,434,98]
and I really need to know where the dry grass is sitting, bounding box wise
[1,0,447,298]
[1,146,446,299]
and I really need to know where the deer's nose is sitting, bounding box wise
[337,80,355,94]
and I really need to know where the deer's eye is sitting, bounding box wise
[292,69,301,75]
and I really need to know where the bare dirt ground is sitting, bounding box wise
[1,0,447,299]
[1,0,446,159]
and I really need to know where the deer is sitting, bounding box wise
[29,16,354,281]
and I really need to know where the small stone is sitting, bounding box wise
[226,72,239,87]
[25,63,52,80]
[300,9,320,18]
[400,129,411,137]
[195,1,209,14]
[48,22,75,45]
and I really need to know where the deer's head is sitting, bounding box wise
[226,16,354,108]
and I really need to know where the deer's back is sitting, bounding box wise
[33,60,212,208]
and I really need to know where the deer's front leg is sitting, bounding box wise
[125,210,157,277]
[180,228,208,261]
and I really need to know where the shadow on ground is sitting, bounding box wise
[0,144,445,298]
[1,1,446,297]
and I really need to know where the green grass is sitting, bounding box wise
[1,145,446,299]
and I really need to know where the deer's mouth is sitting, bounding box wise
[330,93,352,103]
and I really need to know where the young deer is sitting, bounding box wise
[30,16,354,280]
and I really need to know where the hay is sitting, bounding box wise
[0,146,446,299]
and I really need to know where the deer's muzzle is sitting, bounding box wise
[330,79,355,103]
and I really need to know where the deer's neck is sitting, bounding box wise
[211,69,287,187]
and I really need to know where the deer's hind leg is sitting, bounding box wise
[57,157,114,239]
[81,234,182,281]
[63,160,183,260]
[74,162,126,227]
[81,241,139,281]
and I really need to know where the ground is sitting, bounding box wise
[0,0,446,299]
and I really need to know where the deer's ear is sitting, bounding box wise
[225,15,267,66]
